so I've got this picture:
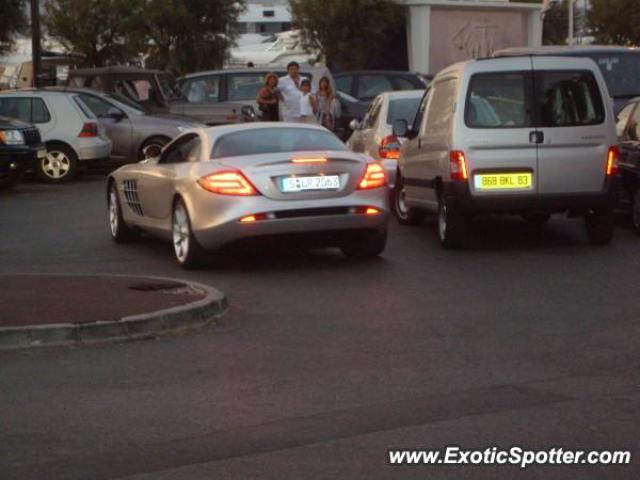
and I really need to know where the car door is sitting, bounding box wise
[177,74,226,124]
[77,93,133,162]
[401,89,430,202]
[137,133,202,221]
[532,58,612,194]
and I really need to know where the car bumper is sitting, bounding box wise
[188,188,390,250]
[0,144,47,175]
[76,139,111,161]
[443,177,621,214]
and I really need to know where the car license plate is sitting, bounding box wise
[474,173,533,191]
[280,175,340,192]
[37,149,47,158]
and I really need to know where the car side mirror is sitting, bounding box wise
[105,107,126,121]
[392,119,409,138]
[349,118,360,131]
[241,105,257,122]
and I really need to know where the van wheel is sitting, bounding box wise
[522,212,551,226]
[438,197,467,249]
[632,188,640,234]
[38,144,77,183]
[341,229,387,258]
[585,208,614,245]
[393,175,425,225]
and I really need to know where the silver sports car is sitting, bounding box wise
[107,123,390,268]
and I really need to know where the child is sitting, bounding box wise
[299,79,318,124]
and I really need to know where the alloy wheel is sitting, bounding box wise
[108,187,119,237]
[42,150,71,179]
[173,203,190,263]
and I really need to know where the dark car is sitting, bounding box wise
[0,117,46,189]
[333,70,428,103]
[614,98,640,232]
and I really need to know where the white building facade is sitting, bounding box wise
[398,0,543,75]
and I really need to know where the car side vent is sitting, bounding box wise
[122,179,144,216]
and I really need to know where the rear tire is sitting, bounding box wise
[38,144,77,183]
[438,197,468,249]
[393,174,426,225]
[139,136,170,160]
[108,181,138,242]
[172,198,206,269]
[632,187,640,234]
[341,229,387,258]
[585,208,614,245]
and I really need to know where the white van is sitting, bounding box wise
[392,56,620,248]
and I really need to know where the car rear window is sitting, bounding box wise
[212,127,347,158]
[465,72,532,128]
[386,97,421,125]
[535,71,604,127]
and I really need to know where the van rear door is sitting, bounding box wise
[532,58,611,194]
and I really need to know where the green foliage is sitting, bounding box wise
[0,0,27,54]
[588,0,640,45]
[543,0,568,45]
[289,0,403,70]
[43,0,143,67]
[137,0,245,75]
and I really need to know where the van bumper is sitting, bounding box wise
[443,177,621,214]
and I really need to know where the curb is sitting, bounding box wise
[0,274,228,351]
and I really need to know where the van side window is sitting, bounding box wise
[465,73,531,128]
[536,71,604,127]
[425,79,457,135]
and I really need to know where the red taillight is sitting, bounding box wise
[606,146,619,176]
[78,122,98,138]
[198,171,258,196]
[378,135,401,159]
[449,150,468,181]
[358,163,387,190]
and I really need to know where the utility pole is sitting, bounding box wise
[30,0,42,87]
[568,0,574,46]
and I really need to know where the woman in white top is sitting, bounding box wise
[299,79,318,124]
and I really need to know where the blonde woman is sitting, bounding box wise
[316,76,337,130]
[256,73,280,121]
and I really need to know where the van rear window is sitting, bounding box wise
[465,72,532,128]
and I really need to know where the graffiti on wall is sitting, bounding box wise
[452,19,500,59]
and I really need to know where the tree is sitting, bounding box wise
[0,0,27,54]
[289,0,404,71]
[43,0,143,67]
[588,0,640,45]
[135,0,245,75]
[542,0,568,45]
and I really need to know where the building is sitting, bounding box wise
[398,0,543,75]
[237,2,292,35]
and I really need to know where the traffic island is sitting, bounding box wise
[0,274,228,350]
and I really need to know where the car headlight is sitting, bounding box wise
[0,129,25,145]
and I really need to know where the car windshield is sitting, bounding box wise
[386,97,421,125]
[212,127,348,158]
[157,73,186,101]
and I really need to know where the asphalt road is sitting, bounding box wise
[1,177,639,480]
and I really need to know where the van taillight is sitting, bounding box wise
[449,150,468,181]
[79,122,98,138]
[606,146,619,176]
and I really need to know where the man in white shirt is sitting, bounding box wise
[278,62,303,122]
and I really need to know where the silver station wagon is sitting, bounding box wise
[393,56,620,248]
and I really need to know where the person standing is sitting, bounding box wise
[299,79,318,124]
[316,76,338,131]
[256,73,280,121]
[278,61,303,122]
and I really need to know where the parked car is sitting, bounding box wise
[393,56,619,248]
[493,46,640,114]
[334,90,368,141]
[177,66,334,125]
[334,70,427,103]
[53,87,203,163]
[614,97,640,232]
[346,90,423,188]
[0,116,46,189]
[0,89,111,183]
[107,123,390,268]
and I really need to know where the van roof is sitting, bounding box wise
[493,45,640,57]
